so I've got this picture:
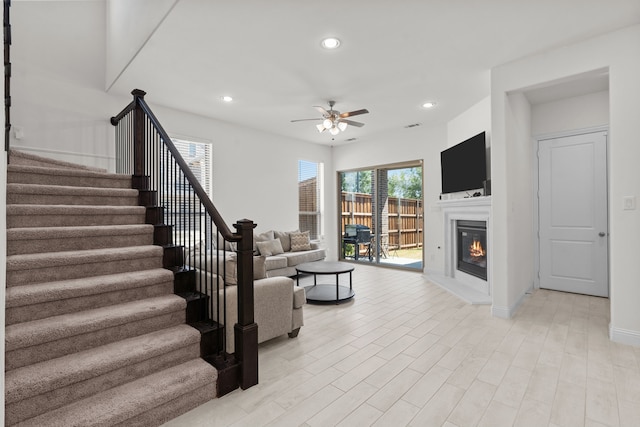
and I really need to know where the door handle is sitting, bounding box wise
[598,232,606,237]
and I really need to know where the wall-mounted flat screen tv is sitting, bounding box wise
[440,131,487,194]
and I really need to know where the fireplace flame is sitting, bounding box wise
[469,239,486,258]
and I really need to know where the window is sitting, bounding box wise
[298,160,323,240]
[172,138,213,196]
[167,138,213,248]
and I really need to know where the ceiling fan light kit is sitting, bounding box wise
[292,100,369,136]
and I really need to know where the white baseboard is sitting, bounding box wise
[423,270,491,305]
[11,145,115,171]
[610,325,640,347]
[491,289,529,319]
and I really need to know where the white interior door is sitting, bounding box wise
[538,131,608,297]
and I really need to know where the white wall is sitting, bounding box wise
[332,123,447,272]
[502,91,533,316]
[9,1,336,260]
[531,90,609,136]
[149,103,335,258]
[11,1,118,170]
[492,25,640,344]
[106,0,178,90]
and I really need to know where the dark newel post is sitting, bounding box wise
[132,89,146,181]
[233,219,258,389]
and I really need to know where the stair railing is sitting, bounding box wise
[111,89,258,391]
[4,0,11,154]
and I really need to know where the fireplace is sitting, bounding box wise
[457,220,487,280]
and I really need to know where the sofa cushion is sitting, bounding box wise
[280,248,326,267]
[265,255,288,270]
[290,230,311,252]
[189,252,266,285]
[274,229,297,252]
[256,238,285,256]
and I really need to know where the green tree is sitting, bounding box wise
[341,170,372,194]
[388,167,422,199]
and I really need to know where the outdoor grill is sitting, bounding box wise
[345,224,371,241]
[343,224,372,260]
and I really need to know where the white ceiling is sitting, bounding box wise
[108,0,640,145]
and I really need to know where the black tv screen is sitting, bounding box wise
[440,131,487,194]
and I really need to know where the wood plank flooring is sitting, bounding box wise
[164,264,640,427]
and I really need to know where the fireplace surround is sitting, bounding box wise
[434,196,491,302]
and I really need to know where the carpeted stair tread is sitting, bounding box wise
[6,245,164,286]
[113,383,216,427]
[8,164,132,188]
[6,324,200,402]
[7,224,154,255]
[6,268,174,308]
[16,358,217,427]
[9,149,107,172]
[6,204,146,227]
[5,325,201,424]
[5,295,187,370]
[6,268,175,324]
[7,183,139,206]
[5,295,186,352]
[4,150,221,424]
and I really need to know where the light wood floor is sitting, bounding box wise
[164,264,640,427]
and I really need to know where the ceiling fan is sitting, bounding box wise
[291,101,369,135]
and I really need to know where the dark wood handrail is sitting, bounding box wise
[111,89,258,392]
[110,100,135,126]
[111,90,240,242]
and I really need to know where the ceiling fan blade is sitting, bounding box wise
[313,106,330,116]
[291,118,323,122]
[340,119,365,127]
[340,108,369,118]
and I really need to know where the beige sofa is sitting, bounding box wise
[212,275,306,353]
[255,230,326,278]
[189,229,323,351]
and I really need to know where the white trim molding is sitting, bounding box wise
[610,325,640,347]
[492,290,529,319]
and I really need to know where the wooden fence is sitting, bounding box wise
[341,192,423,250]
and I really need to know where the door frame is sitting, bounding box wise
[336,160,424,270]
[532,125,609,291]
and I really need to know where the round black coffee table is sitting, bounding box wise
[296,261,355,304]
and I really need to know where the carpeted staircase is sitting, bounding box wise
[4,150,217,426]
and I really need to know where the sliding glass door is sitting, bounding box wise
[339,161,423,270]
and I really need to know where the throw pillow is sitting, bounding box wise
[253,255,267,280]
[274,229,298,252]
[253,230,275,255]
[290,230,311,252]
[256,238,285,257]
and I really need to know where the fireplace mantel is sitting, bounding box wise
[437,196,492,209]
[429,196,492,304]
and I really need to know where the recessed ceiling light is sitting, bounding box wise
[321,37,341,49]
[422,101,437,109]
[221,96,233,102]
